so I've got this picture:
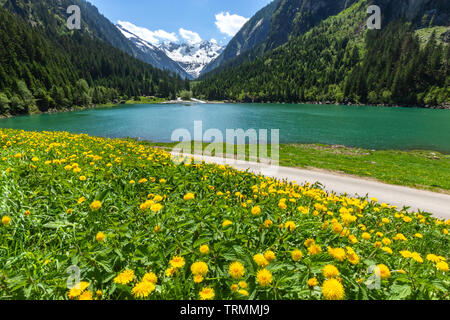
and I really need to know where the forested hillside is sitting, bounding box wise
[194,0,449,107]
[0,0,191,77]
[0,5,188,116]
[201,0,360,77]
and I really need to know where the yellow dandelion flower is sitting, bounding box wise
[304,239,315,248]
[199,245,210,255]
[322,279,345,300]
[264,220,273,228]
[256,269,273,287]
[436,262,449,272]
[348,235,358,244]
[165,267,177,277]
[328,247,346,262]
[284,221,296,231]
[2,216,11,226]
[411,252,423,263]
[199,287,215,300]
[332,222,343,234]
[307,244,322,255]
[375,264,391,279]
[229,262,245,279]
[96,232,106,243]
[143,272,158,284]
[239,289,249,296]
[150,203,163,212]
[362,232,371,240]
[264,251,276,263]
[400,250,413,258]
[323,265,339,279]
[191,262,209,276]
[253,254,269,267]
[170,256,185,269]
[114,269,135,285]
[78,290,93,300]
[347,251,360,266]
[308,277,319,287]
[291,249,303,262]
[251,206,261,215]
[132,281,155,299]
[382,247,393,254]
[90,200,102,211]
[426,254,441,263]
[222,220,233,228]
[183,193,195,201]
[67,281,90,299]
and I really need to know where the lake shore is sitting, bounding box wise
[1,97,448,119]
[213,99,450,110]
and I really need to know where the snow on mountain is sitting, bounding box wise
[159,41,224,79]
[116,23,223,79]
[116,23,191,79]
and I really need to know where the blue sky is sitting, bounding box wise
[87,0,273,45]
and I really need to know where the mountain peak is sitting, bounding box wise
[117,23,223,79]
[159,40,224,79]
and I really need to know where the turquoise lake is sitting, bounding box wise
[0,103,449,152]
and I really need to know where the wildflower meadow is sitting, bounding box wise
[0,129,448,300]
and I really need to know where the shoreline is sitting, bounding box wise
[216,100,450,110]
[1,98,448,119]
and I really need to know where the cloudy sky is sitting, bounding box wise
[88,0,273,45]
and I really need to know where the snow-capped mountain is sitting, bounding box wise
[117,23,223,79]
[159,41,224,79]
[117,24,192,79]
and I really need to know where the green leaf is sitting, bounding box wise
[388,284,412,300]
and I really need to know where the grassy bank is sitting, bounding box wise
[124,97,169,104]
[144,141,450,193]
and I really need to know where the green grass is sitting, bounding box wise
[143,141,450,193]
[124,96,168,104]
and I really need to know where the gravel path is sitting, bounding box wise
[176,153,450,220]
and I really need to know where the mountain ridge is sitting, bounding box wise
[117,22,223,79]
[194,0,449,107]
[201,0,361,77]
[116,23,192,79]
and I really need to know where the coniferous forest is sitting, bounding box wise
[194,21,449,107]
[0,7,189,116]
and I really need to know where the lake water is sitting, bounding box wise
[0,103,449,152]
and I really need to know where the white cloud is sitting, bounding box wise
[179,28,202,45]
[117,20,178,45]
[215,12,249,37]
[210,38,217,44]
